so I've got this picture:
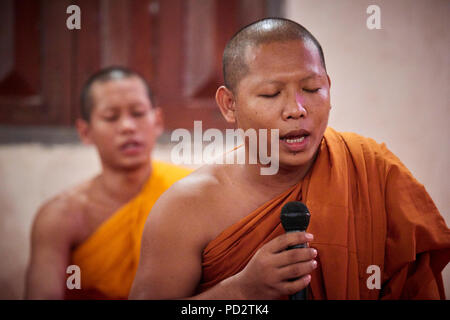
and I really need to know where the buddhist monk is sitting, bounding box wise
[129,18,450,299]
[25,66,191,299]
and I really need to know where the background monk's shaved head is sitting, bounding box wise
[80,66,154,122]
[223,18,327,93]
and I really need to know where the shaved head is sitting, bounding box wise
[80,66,154,122]
[223,18,326,93]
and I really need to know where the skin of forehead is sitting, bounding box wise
[237,39,325,91]
[90,77,150,112]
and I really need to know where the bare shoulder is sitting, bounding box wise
[165,165,226,209]
[26,181,95,299]
[144,164,229,247]
[31,180,92,246]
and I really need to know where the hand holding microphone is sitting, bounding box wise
[231,201,316,300]
[280,201,312,300]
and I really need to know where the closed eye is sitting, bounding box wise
[132,110,147,117]
[303,88,320,93]
[103,115,118,122]
[259,92,280,98]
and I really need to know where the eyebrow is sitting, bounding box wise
[260,73,323,85]
[300,73,323,81]
[100,105,118,111]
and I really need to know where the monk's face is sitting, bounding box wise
[81,77,162,170]
[234,39,331,169]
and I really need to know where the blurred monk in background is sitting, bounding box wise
[130,18,450,300]
[25,66,191,299]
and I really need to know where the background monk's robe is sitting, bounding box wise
[196,127,450,299]
[65,161,191,299]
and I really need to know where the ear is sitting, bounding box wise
[215,86,237,124]
[326,74,332,110]
[76,118,93,145]
[152,107,164,137]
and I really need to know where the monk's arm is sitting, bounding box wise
[130,186,240,299]
[380,147,450,299]
[129,183,316,300]
[129,189,199,299]
[25,203,74,299]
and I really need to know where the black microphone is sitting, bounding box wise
[280,201,311,300]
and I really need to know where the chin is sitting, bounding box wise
[116,156,150,171]
[278,150,315,170]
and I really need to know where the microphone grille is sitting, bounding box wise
[280,201,310,232]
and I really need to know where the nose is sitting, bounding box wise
[118,115,137,133]
[282,92,307,120]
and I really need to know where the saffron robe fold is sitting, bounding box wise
[65,161,191,299]
[196,127,450,299]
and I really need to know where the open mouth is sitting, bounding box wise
[121,141,141,149]
[119,140,144,155]
[283,136,307,144]
[280,130,311,152]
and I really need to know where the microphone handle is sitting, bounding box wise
[287,233,308,300]
[290,288,307,300]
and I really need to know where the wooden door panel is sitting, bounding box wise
[0,0,273,129]
[156,0,268,130]
[0,0,73,126]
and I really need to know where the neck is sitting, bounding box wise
[96,161,152,204]
[238,149,318,194]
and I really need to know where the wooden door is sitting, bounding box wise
[0,0,279,130]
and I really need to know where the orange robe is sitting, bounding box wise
[65,161,191,299]
[197,127,450,299]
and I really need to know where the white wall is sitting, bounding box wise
[284,0,449,297]
[0,143,195,299]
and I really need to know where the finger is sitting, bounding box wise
[277,260,317,281]
[265,232,313,253]
[281,274,312,296]
[275,247,317,268]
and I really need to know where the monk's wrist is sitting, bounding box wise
[221,272,250,300]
